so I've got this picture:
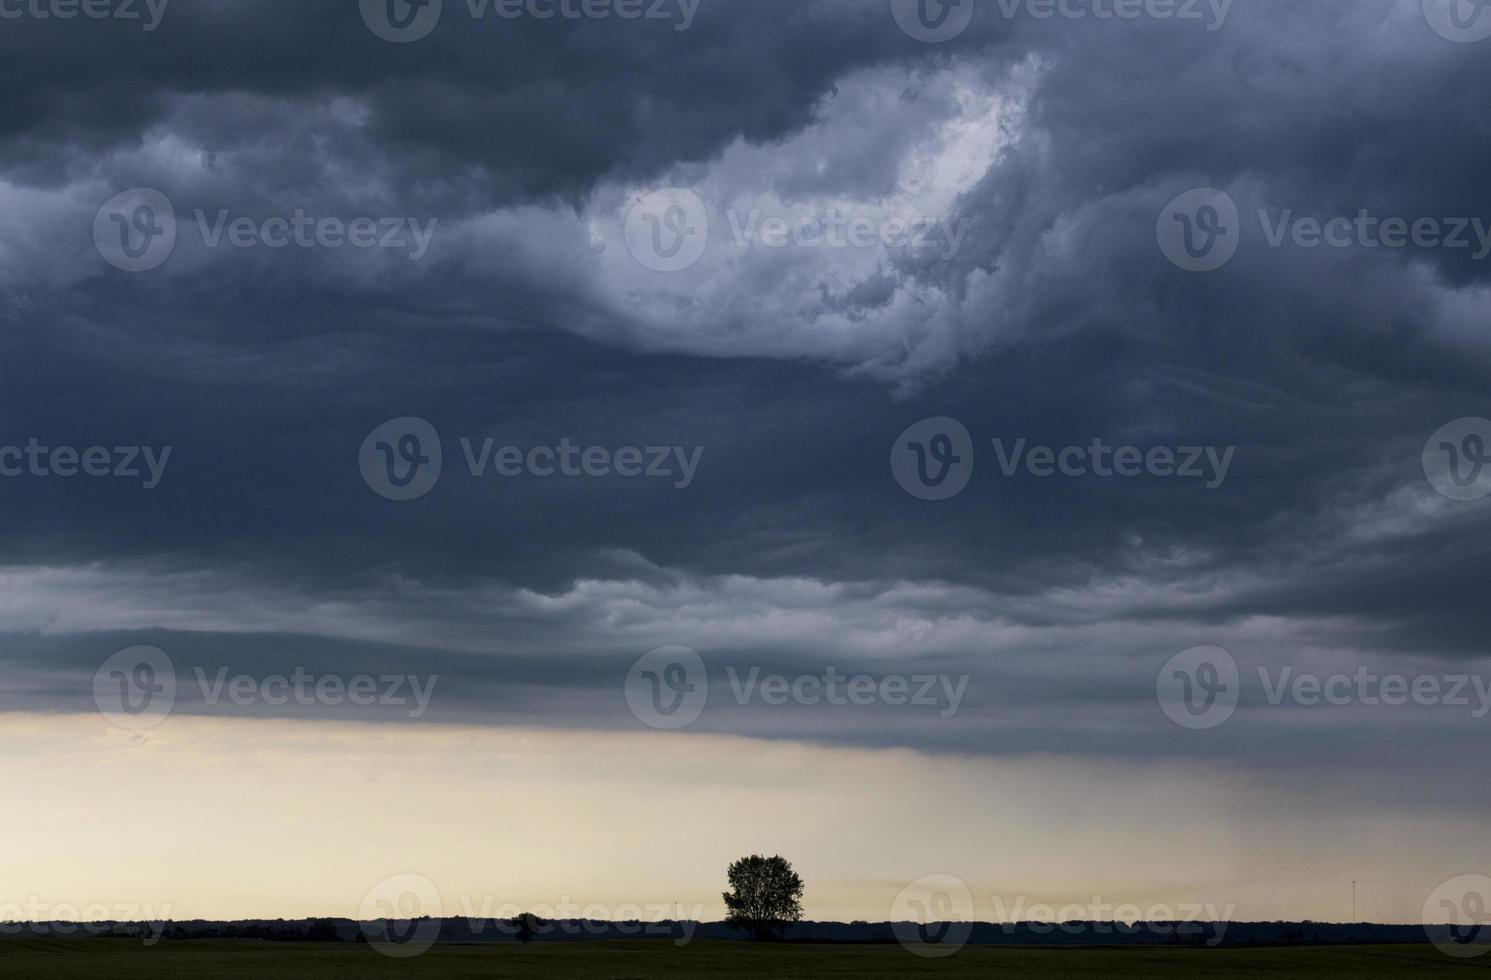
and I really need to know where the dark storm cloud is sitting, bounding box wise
[1,0,1490,778]
[0,0,957,203]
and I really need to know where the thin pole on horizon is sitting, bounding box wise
[1352,881,1356,923]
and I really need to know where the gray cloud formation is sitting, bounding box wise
[0,0,1489,800]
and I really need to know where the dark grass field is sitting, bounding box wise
[1,939,1487,978]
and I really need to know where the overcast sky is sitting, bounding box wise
[2,0,1491,928]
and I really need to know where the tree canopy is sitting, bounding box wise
[722,854,804,941]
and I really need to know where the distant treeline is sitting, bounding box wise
[0,918,1456,947]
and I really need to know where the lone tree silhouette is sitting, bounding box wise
[508,912,539,944]
[722,854,804,941]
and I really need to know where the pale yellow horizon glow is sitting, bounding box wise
[0,714,1473,926]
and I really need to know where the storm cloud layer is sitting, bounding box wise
[1,0,1490,799]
